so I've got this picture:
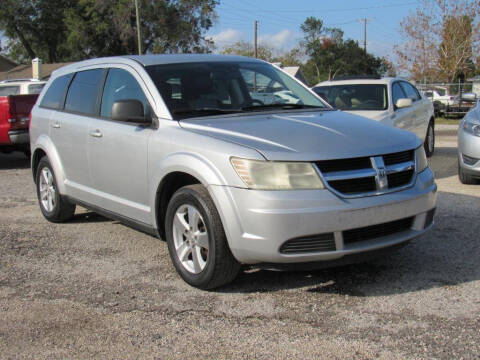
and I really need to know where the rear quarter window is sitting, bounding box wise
[40,74,73,109]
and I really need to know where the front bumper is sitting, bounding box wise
[209,168,437,264]
[458,128,480,176]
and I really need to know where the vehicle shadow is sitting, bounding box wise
[69,211,110,223]
[0,152,30,170]
[428,146,458,180]
[220,190,480,296]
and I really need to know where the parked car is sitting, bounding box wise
[458,99,480,184]
[30,55,437,289]
[443,94,477,118]
[423,87,455,107]
[312,77,436,157]
[0,94,38,156]
[0,79,46,96]
[422,90,446,118]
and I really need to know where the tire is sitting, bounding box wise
[424,121,435,157]
[165,184,240,289]
[458,159,478,185]
[35,156,76,222]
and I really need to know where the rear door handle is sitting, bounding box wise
[89,129,103,138]
[51,121,60,129]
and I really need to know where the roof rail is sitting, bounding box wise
[331,75,381,81]
[0,78,42,84]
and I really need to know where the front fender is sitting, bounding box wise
[149,151,242,228]
[32,135,67,194]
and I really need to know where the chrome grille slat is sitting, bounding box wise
[315,150,416,197]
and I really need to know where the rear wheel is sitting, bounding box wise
[35,156,76,222]
[458,159,478,185]
[424,121,435,157]
[165,184,240,289]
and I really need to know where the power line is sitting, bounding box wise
[224,1,419,13]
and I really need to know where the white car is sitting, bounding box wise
[0,79,46,96]
[313,77,435,157]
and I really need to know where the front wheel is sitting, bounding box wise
[35,156,76,222]
[424,121,435,157]
[165,184,240,289]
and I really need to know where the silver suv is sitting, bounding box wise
[30,55,437,289]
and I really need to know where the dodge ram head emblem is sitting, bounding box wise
[371,156,389,191]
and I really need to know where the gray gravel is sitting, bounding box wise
[1,128,479,359]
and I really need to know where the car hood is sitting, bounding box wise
[179,110,421,161]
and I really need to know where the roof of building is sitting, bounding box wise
[0,62,71,81]
[0,54,18,72]
[281,66,308,85]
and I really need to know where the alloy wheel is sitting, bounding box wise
[39,167,56,212]
[172,204,209,274]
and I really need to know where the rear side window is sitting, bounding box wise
[100,68,149,119]
[28,83,45,94]
[40,74,72,109]
[0,85,20,96]
[65,69,104,115]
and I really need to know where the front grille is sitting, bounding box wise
[343,217,414,245]
[279,233,336,254]
[316,149,416,197]
[329,176,376,194]
[387,169,414,188]
[316,157,372,173]
[383,150,414,165]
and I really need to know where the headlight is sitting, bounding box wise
[462,117,480,137]
[231,157,325,190]
[416,146,428,173]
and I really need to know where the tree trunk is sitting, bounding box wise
[12,22,36,60]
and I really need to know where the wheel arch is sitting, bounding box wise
[151,153,230,239]
[31,135,66,194]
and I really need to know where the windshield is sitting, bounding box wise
[0,85,21,96]
[146,61,327,119]
[312,84,388,111]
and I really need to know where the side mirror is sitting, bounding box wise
[395,98,412,109]
[111,99,149,124]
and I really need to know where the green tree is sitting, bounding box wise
[0,0,75,63]
[221,41,275,61]
[299,17,390,84]
[0,0,217,63]
[65,0,217,59]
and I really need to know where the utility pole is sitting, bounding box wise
[254,20,258,58]
[357,18,373,52]
[135,0,142,55]
[254,20,258,92]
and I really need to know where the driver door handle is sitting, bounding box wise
[51,121,60,129]
[89,129,103,138]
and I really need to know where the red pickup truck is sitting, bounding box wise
[0,94,38,156]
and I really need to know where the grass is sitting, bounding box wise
[435,116,461,125]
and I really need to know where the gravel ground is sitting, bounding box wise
[1,125,479,359]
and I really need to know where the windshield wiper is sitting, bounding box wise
[241,104,326,111]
